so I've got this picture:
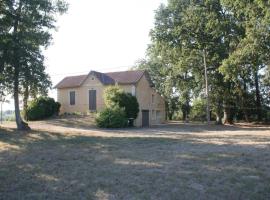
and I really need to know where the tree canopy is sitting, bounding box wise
[137,0,270,123]
[0,0,68,130]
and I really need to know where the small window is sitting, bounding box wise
[70,91,75,105]
[152,94,155,103]
[91,77,95,80]
[131,85,136,96]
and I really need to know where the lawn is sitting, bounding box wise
[0,119,270,199]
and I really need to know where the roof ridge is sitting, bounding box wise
[104,69,145,74]
[55,69,148,89]
[64,74,87,78]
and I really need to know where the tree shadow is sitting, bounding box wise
[1,127,270,199]
[31,117,270,135]
[38,115,97,129]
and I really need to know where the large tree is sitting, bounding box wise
[139,0,270,124]
[220,0,270,121]
[143,0,232,123]
[0,0,67,130]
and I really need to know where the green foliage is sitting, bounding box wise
[117,93,139,119]
[135,0,270,123]
[104,86,124,107]
[96,86,139,128]
[25,97,61,121]
[190,98,207,121]
[104,86,139,119]
[95,106,128,128]
[0,0,68,129]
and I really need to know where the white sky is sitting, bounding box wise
[3,0,166,111]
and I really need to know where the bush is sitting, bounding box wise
[104,86,124,107]
[96,106,128,128]
[25,97,61,121]
[104,86,139,119]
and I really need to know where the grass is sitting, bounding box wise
[0,120,270,199]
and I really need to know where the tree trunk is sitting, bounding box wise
[12,0,30,130]
[242,84,249,122]
[203,49,210,124]
[168,112,173,120]
[254,69,262,121]
[223,105,233,124]
[182,109,186,121]
[23,84,29,120]
[243,111,249,122]
[14,69,30,130]
[215,99,223,125]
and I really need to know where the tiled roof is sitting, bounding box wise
[54,74,87,89]
[105,70,145,84]
[54,70,146,89]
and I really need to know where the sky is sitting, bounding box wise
[3,0,166,111]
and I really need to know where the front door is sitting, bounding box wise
[142,110,149,127]
[89,90,96,111]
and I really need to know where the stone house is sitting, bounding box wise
[54,70,166,127]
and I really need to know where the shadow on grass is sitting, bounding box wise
[0,127,270,199]
[40,116,270,134]
[40,115,97,129]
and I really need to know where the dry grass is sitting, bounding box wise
[0,119,270,200]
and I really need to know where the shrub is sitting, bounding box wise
[25,97,61,121]
[104,86,124,107]
[104,86,139,119]
[95,106,128,128]
[118,93,139,119]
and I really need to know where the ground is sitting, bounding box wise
[0,116,270,200]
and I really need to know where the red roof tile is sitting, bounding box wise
[105,70,145,84]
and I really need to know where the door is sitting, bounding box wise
[142,110,149,127]
[89,90,97,111]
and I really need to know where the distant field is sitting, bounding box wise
[0,118,270,199]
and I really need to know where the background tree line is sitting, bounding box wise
[136,0,270,124]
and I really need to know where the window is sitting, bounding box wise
[131,85,136,96]
[152,94,155,103]
[70,91,75,105]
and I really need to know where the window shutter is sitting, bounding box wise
[70,91,75,105]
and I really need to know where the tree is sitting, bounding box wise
[220,0,270,121]
[135,58,181,120]
[21,59,52,119]
[0,0,68,130]
[138,0,270,124]
[144,0,232,123]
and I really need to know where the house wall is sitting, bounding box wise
[57,74,106,114]
[57,73,166,126]
[134,75,166,127]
